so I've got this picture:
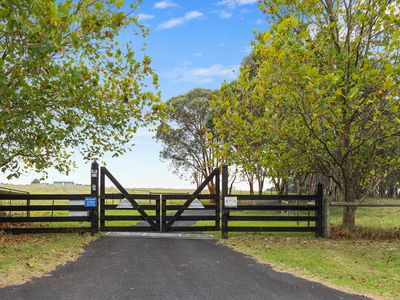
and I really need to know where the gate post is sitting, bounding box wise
[315,183,324,238]
[215,168,220,231]
[221,164,229,239]
[161,195,166,232]
[100,167,105,231]
[323,196,330,238]
[90,161,99,234]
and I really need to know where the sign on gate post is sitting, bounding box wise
[224,196,237,208]
[85,197,97,208]
[90,161,99,234]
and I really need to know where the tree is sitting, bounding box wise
[156,89,220,194]
[31,178,41,184]
[0,0,162,178]
[211,55,301,195]
[252,0,400,229]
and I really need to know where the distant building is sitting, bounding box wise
[53,181,74,186]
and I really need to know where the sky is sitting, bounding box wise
[0,0,268,189]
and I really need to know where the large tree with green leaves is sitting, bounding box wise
[211,55,302,195]
[252,0,400,229]
[156,88,220,193]
[0,0,162,178]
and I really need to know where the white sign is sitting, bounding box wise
[189,198,205,209]
[117,198,133,209]
[224,196,238,208]
[69,211,88,216]
[69,200,84,206]
[68,200,87,216]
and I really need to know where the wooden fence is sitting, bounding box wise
[220,165,324,238]
[0,162,326,237]
[0,193,98,234]
[0,162,99,234]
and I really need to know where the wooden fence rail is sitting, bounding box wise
[220,164,325,238]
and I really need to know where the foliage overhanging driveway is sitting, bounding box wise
[0,236,367,300]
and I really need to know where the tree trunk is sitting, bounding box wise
[342,206,356,230]
[249,181,254,195]
[341,172,357,230]
[208,181,216,195]
[257,177,264,195]
[388,185,394,198]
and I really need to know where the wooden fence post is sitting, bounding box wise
[315,183,324,237]
[161,195,166,233]
[90,161,99,235]
[221,164,229,239]
[215,168,221,231]
[323,196,330,238]
[100,167,105,231]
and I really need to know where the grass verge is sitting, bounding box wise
[220,233,400,300]
[0,232,98,288]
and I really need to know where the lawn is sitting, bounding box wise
[221,200,400,300]
[221,235,400,299]
[0,232,97,288]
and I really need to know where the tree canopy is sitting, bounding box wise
[156,88,220,193]
[0,0,162,178]
[212,0,400,228]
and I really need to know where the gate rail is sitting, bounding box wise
[0,162,99,234]
[0,193,97,234]
[100,193,160,232]
[221,165,324,238]
[161,194,220,232]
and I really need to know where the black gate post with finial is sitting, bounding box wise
[221,164,229,239]
[90,161,99,234]
[315,183,324,237]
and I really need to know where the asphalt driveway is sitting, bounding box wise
[0,235,368,300]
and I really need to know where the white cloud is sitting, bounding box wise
[157,11,203,30]
[194,52,203,57]
[162,64,239,84]
[255,19,263,25]
[216,0,257,8]
[154,1,178,9]
[137,13,154,21]
[242,45,253,54]
[217,10,233,19]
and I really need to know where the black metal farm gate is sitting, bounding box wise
[0,162,325,237]
[99,166,220,233]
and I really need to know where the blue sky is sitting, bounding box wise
[0,0,268,189]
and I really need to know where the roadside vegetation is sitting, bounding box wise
[0,232,97,288]
[222,235,400,300]
[222,203,400,300]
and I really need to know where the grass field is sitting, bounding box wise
[221,200,400,299]
[0,232,97,287]
[0,183,194,195]
[221,235,400,299]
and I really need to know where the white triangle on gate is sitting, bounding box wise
[117,198,133,208]
[188,198,205,209]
